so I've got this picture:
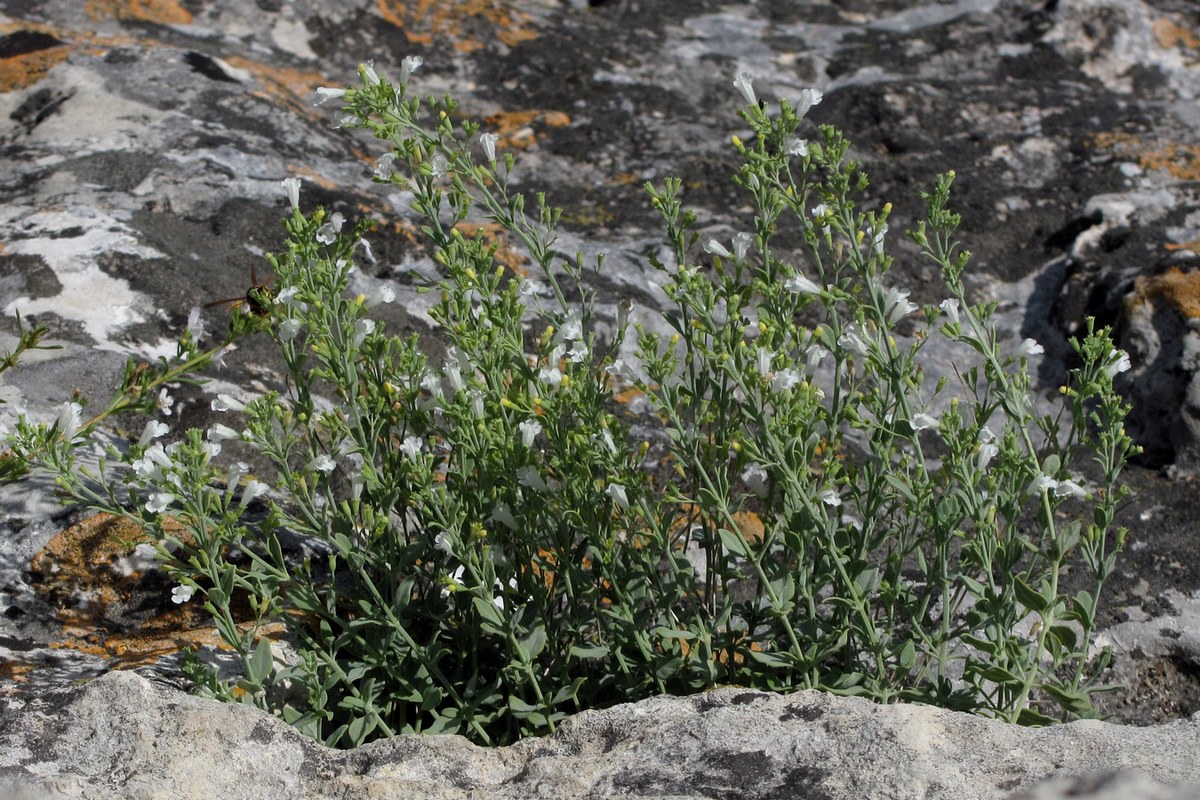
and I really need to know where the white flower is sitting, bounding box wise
[137,420,169,447]
[313,86,346,106]
[225,461,248,495]
[330,110,356,129]
[704,238,732,259]
[279,318,302,341]
[132,443,172,480]
[399,55,423,84]
[517,465,548,492]
[429,154,448,179]
[911,413,940,431]
[796,88,824,118]
[733,71,756,106]
[805,345,829,372]
[373,152,396,180]
[171,584,195,604]
[518,419,542,449]
[274,286,307,310]
[211,393,245,413]
[240,479,269,509]
[597,427,617,455]
[538,366,562,386]
[606,358,638,383]
[207,423,242,443]
[756,346,773,377]
[56,401,82,441]
[977,427,999,471]
[146,492,174,514]
[307,454,336,474]
[519,279,546,297]
[356,237,376,263]
[1054,479,1088,499]
[838,326,869,356]
[364,285,396,310]
[1018,338,1044,357]
[202,441,222,460]
[872,223,889,255]
[361,60,380,86]
[400,436,422,461]
[884,286,917,323]
[281,177,301,210]
[817,488,842,508]
[784,273,822,295]
[939,298,960,325]
[434,530,454,555]
[784,136,809,157]
[316,212,345,245]
[1032,473,1057,494]
[742,463,769,498]
[186,306,207,342]
[560,312,583,342]
[480,132,499,162]
[491,502,518,531]
[352,319,376,348]
[771,368,802,392]
[154,388,174,417]
[567,342,588,363]
[469,389,485,419]
[1105,349,1132,379]
[605,482,629,509]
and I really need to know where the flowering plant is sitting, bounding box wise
[8,62,1137,747]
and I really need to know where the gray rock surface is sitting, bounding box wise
[1,670,1199,800]
[3,0,1200,798]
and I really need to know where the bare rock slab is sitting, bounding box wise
[1,671,1198,800]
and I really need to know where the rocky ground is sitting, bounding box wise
[2,0,1200,797]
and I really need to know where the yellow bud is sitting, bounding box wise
[495,265,505,279]
[670,333,681,346]
[758,321,767,335]
[731,135,743,148]
[560,374,570,388]
[856,230,865,244]
[888,335,895,348]
[739,340,747,348]
[1059,385,1068,394]
[500,397,516,408]
[639,441,650,455]
[354,293,366,306]
[314,208,326,221]
[883,202,893,214]
[465,267,477,281]
[730,440,741,452]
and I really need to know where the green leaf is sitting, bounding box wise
[1041,683,1092,715]
[568,644,609,660]
[472,596,507,633]
[247,636,273,684]
[1013,576,1049,614]
[961,633,999,656]
[1015,706,1058,726]
[718,527,748,557]
[971,664,1020,686]
[654,627,697,641]
[517,624,548,662]
[1046,623,1078,653]
[1071,590,1096,628]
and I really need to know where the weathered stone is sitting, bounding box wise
[3,0,1200,797]
[1,670,1199,800]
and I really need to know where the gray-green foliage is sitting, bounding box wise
[8,63,1137,747]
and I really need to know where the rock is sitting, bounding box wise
[3,1,1200,798]
[1,670,1199,800]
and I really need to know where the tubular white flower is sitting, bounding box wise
[1104,349,1132,378]
[805,345,829,372]
[884,286,917,323]
[519,419,542,449]
[146,491,174,514]
[911,413,940,431]
[491,502,518,531]
[731,232,753,263]
[352,318,376,348]
[1054,479,1088,499]
[733,71,756,106]
[56,401,82,441]
[207,423,242,443]
[429,154,448,179]
[211,393,246,413]
[225,461,248,495]
[240,479,269,509]
[939,298,961,325]
[784,136,809,157]
[186,306,207,342]
[605,482,629,509]
[399,55,423,84]
[796,88,824,118]
[756,346,774,377]
[817,488,842,508]
[314,86,346,106]
[281,177,301,210]
[307,454,336,474]
[480,131,499,162]
[1018,338,1044,357]
[278,318,302,341]
[366,284,396,308]
[784,273,821,295]
[742,463,769,498]
[704,238,732,259]
[137,420,169,447]
[517,465,548,492]
[771,368,802,393]
[361,60,380,86]
[373,152,396,180]
[316,212,345,245]
[171,584,195,604]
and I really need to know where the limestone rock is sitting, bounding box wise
[2,671,1200,800]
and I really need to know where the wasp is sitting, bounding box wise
[206,265,276,317]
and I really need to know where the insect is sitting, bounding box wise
[205,265,275,317]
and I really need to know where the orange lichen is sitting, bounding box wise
[0,44,71,93]
[482,109,571,150]
[1153,18,1200,52]
[376,0,539,53]
[85,0,192,25]
[1091,131,1200,182]
[223,55,335,118]
[1130,267,1200,320]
